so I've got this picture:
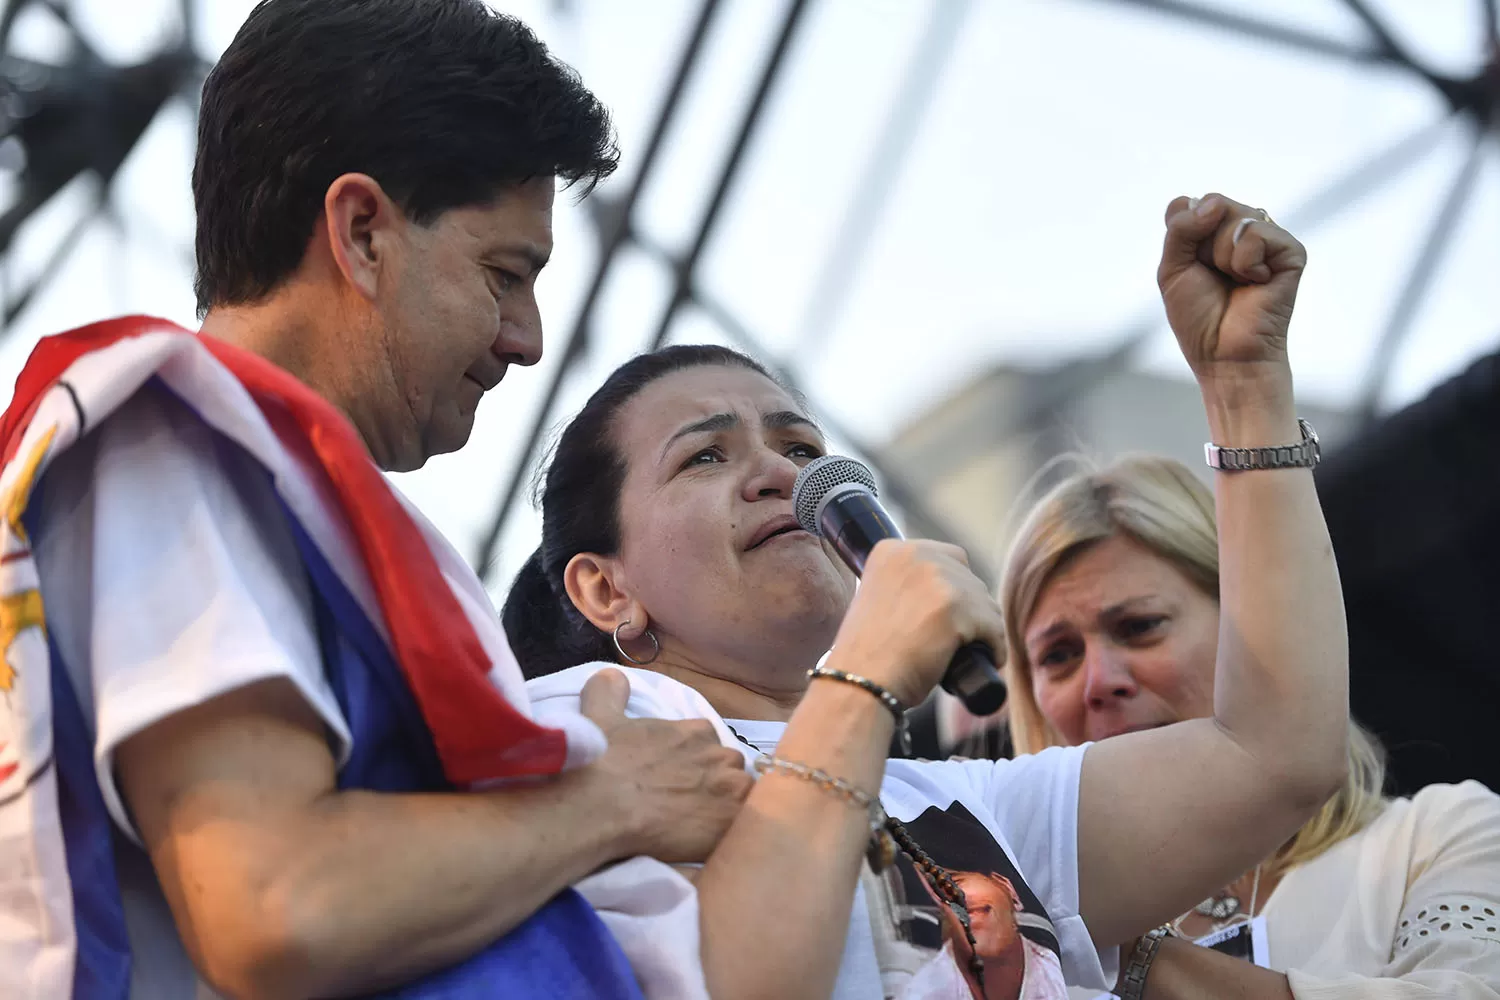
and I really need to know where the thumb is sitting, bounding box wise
[1157,194,1227,288]
[579,667,630,730]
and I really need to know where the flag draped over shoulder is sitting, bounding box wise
[0,316,624,999]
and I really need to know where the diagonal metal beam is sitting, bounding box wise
[178,0,195,52]
[1280,112,1456,233]
[793,0,973,360]
[473,0,725,579]
[39,0,70,27]
[0,0,31,49]
[1091,0,1474,115]
[998,110,1457,436]
[0,174,69,255]
[1336,0,1427,69]
[646,0,812,352]
[632,95,1460,583]
[1078,0,1398,68]
[3,180,101,328]
[1355,123,1485,423]
[37,0,99,63]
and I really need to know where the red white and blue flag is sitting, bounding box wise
[0,316,630,999]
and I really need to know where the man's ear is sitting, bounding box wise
[564,552,649,640]
[321,172,402,301]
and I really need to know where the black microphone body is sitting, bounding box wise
[819,489,899,575]
[797,464,1007,717]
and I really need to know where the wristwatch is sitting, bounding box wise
[1117,926,1171,1000]
[1204,418,1321,472]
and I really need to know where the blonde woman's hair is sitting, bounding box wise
[998,454,1386,882]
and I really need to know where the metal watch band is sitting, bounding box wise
[1117,926,1171,1000]
[1204,417,1321,472]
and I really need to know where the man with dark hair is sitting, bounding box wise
[0,2,749,997]
[192,0,617,471]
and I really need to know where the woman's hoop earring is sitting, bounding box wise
[612,619,660,666]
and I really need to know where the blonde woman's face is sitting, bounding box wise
[1023,534,1219,745]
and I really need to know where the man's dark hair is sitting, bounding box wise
[193,0,617,312]
[502,345,785,678]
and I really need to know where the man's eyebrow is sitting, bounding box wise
[491,242,551,275]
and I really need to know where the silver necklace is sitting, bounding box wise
[1177,864,1262,935]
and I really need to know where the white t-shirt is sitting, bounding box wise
[33,384,354,999]
[529,663,1116,1000]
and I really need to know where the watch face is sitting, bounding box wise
[1299,419,1322,464]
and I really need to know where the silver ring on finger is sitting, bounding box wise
[1232,216,1260,246]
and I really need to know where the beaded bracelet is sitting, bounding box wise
[753,755,898,872]
[753,755,875,808]
[807,665,913,756]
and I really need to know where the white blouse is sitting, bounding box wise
[1074,778,1500,999]
[1267,779,1500,999]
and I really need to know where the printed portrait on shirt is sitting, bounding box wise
[865,800,1069,1000]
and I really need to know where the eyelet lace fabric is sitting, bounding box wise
[1395,896,1500,955]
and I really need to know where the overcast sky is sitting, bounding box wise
[2,0,1495,594]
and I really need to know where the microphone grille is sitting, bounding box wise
[792,455,879,536]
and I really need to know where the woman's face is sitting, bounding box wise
[1023,534,1220,745]
[607,365,857,678]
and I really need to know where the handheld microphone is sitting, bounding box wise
[792,455,1007,716]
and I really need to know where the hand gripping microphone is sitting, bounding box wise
[792,455,1007,716]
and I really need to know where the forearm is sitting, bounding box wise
[183,771,634,998]
[1201,368,1349,795]
[696,680,893,1000]
[1132,937,1294,1000]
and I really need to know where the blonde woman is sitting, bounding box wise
[999,454,1500,999]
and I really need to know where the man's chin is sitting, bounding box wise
[375,437,428,474]
[417,414,478,466]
